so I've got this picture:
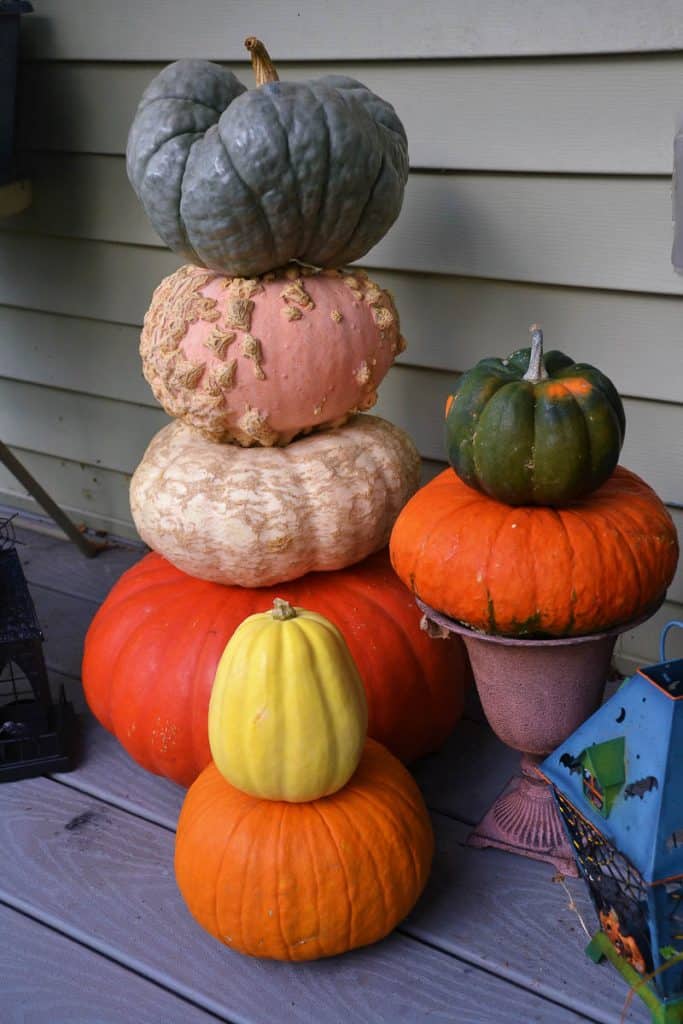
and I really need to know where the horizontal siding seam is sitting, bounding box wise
[0,374,152,413]
[3,442,132,480]
[13,152,677,183]
[15,147,675,180]
[3,228,683,301]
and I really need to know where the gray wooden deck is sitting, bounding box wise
[1,512,650,1024]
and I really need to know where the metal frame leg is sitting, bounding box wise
[0,440,104,558]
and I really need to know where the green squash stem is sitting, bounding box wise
[245,37,280,86]
[522,324,549,383]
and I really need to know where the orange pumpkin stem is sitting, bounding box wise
[272,598,297,620]
[523,323,549,383]
[245,36,280,86]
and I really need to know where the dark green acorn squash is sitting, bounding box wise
[126,38,408,277]
[444,325,626,506]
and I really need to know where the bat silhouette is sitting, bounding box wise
[560,752,583,775]
[624,776,659,800]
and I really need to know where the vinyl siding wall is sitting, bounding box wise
[1,0,682,669]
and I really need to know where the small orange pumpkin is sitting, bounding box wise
[390,465,678,638]
[174,739,434,961]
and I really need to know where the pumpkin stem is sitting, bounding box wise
[272,598,297,620]
[522,324,549,383]
[244,37,280,86]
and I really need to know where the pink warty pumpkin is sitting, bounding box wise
[141,264,405,445]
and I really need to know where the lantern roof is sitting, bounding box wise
[541,663,683,884]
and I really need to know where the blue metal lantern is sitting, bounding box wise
[541,622,683,1024]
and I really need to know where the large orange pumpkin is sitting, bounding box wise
[174,739,434,961]
[390,466,678,638]
[82,550,468,785]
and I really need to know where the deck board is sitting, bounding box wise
[51,718,647,1024]
[0,776,588,1024]
[0,520,651,1023]
[0,903,227,1024]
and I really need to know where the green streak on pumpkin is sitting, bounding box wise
[486,592,497,634]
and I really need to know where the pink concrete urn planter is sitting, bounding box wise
[417,599,661,876]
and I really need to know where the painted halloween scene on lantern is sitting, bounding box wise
[1,6,682,1024]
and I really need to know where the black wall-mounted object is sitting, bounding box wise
[0,1,32,187]
[0,516,77,781]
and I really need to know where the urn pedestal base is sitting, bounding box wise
[467,753,578,876]
[417,599,661,876]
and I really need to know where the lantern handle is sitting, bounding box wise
[659,620,683,662]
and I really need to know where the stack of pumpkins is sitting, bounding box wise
[81,40,472,957]
[175,598,434,960]
[391,325,678,638]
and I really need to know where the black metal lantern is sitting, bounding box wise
[0,515,77,780]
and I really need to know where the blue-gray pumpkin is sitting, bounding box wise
[126,38,409,276]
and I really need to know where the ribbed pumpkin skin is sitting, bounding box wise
[141,265,404,445]
[209,605,368,801]
[445,347,626,506]
[82,550,468,785]
[390,466,678,638]
[126,59,409,277]
[175,740,434,960]
[130,415,420,586]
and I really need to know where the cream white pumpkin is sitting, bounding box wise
[140,264,406,445]
[130,415,421,586]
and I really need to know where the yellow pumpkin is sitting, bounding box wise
[208,599,368,801]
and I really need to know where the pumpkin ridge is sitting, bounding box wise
[141,94,226,116]
[190,778,257,940]
[189,586,241,779]
[550,507,578,633]
[312,85,381,265]
[139,129,205,262]
[400,498,457,593]
[311,801,354,952]
[290,614,350,790]
[576,389,594,495]
[341,153,387,263]
[118,585,214,777]
[332,793,389,936]
[564,381,622,496]
[347,740,421,802]
[349,782,422,897]
[330,574,426,734]
[301,806,326,958]
[482,504,519,631]
[229,799,266,953]
[352,767,428,843]
[557,362,626,441]
[558,504,609,630]
[331,572,420,652]
[589,497,647,615]
[218,124,279,269]
[304,83,331,259]
[290,622,342,799]
[132,121,199,185]
[91,581,192,731]
[264,91,306,258]
[363,770,427,823]
[176,133,209,263]
[273,804,293,958]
